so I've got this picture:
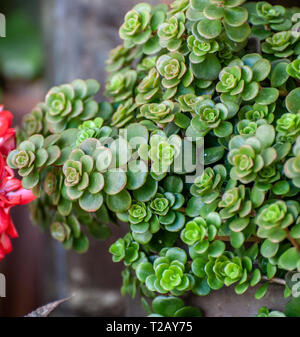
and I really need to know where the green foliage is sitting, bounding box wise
[287,59,300,80]
[109,233,140,265]
[190,165,226,201]
[257,306,286,317]
[285,137,300,188]
[262,31,299,58]
[45,79,100,133]
[149,296,202,317]
[136,247,193,295]
[105,69,137,102]
[190,98,235,137]
[23,103,48,137]
[138,100,180,125]
[13,0,300,318]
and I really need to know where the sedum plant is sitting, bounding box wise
[8,0,300,317]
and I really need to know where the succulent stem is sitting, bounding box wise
[285,229,300,253]
[262,275,286,286]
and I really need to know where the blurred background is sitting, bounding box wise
[0,0,298,317]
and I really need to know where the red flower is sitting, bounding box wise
[0,105,16,157]
[0,107,35,260]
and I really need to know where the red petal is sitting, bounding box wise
[6,218,18,238]
[1,177,22,193]
[0,154,4,180]
[0,129,16,157]
[8,187,36,205]
[0,232,12,253]
[0,208,9,232]
[0,108,13,137]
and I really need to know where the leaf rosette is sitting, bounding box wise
[119,3,152,48]
[45,79,100,133]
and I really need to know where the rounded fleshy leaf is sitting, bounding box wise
[88,172,104,194]
[126,160,148,190]
[106,189,132,213]
[286,88,300,114]
[22,171,39,189]
[278,248,300,271]
[224,22,250,42]
[191,54,221,81]
[271,62,289,88]
[224,7,248,27]
[133,176,158,202]
[103,168,127,195]
[197,19,222,39]
[79,191,103,212]
[255,88,279,105]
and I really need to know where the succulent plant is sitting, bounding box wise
[156,52,193,99]
[136,247,193,294]
[136,68,161,105]
[181,213,221,246]
[218,185,251,219]
[139,132,181,175]
[187,35,219,64]
[170,0,189,15]
[150,193,170,216]
[228,125,277,183]
[12,0,300,318]
[119,3,153,48]
[105,69,137,102]
[109,233,140,266]
[149,296,202,317]
[45,79,100,133]
[276,113,300,142]
[190,0,250,44]
[257,201,288,229]
[255,200,299,247]
[190,98,235,137]
[106,45,132,73]
[287,59,300,80]
[76,117,105,146]
[285,137,300,187]
[50,214,89,253]
[62,147,105,212]
[248,1,291,30]
[238,103,275,123]
[216,56,271,102]
[23,103,47,137]
[262,31,299,58]
[138,100,180,125]
[228,143,264,183]
[257,307,286,317]
[192,251,261,294]
[177,93,199,112]
[256,164,280,186]
[158,12,185,51]
[129,215,160,245]
[110,98,137,128]
[7,134,59,189]
[208,255,244,287]
[128,201,152,225]
[190,165,226,202]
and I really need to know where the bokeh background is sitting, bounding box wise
[0,0,298,317]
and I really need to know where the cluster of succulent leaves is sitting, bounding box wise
[12,0,300,317]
